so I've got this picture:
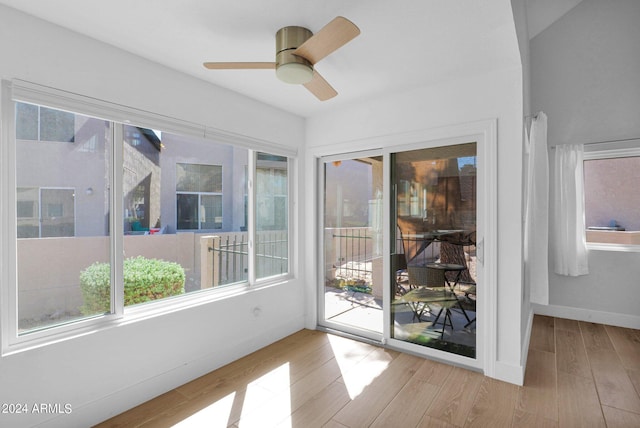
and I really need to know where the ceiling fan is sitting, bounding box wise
[203,17,360,101]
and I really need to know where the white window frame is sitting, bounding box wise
[583,142,640,253]
[176,192,223,230]
[0,80,296,355]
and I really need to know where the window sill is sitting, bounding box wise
[122,274,292,322]
[3,275,293,356]
[587,242,640,253]
[586,230,640,245]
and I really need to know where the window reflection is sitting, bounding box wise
[392,143,477,358]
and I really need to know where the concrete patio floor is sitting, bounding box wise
[323,286,476,352]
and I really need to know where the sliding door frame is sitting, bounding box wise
[308,119,497,374]
[317,149,386,342]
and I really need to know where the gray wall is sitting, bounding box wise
[530,0,640,322]
[19,124,248,237]
[158,133,248,234]
[16,115,110,237]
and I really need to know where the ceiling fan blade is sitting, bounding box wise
[203,62,276,70]
[303,71,338,101]
[294,16,360,64]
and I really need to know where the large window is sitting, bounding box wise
[2,83,293,351]
[584,147,640,247]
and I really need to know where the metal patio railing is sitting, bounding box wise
[204,230,288,287]
[325,227,378,285]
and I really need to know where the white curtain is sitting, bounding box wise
[524,112,549,305]
[552,144,589,276]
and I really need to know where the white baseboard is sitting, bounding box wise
[493,361,524,386]
[520,307,534,379]
[532,303,640,329]
[490,307,533,387]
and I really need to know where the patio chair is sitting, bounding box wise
[463,284,477,328]
[391,253,408,295]
[405,266,466,339]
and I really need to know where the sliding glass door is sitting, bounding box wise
[319,153,384,339]
[318,137,486,366]
[391,143,477,358]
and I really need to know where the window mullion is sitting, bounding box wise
[112,124,124,316]
[248,150,256,285]
[37,105,41,142]
[287,157,293,277]
[38,188,43,238]
[198,194,202,230]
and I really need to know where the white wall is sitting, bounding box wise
[305,62,526,383]
[530,0,640,327]
[0,3,531,426]
[0,10,303,146]
[0,5,306,427]
[511,0,532,118]
[511,0,534,358]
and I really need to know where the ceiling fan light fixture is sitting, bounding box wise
[203,17,360,100]
[275,26,314,84]
[276,61,314,84]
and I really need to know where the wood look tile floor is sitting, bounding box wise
[95,315,640,427]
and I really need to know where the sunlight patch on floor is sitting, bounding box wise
[251,361,292,394]
[172,391,235,427]
[238,363,292,427]
[328,334,392,400]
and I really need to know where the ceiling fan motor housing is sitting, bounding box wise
[275,26,313,84]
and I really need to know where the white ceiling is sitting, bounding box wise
[0,0,522,118]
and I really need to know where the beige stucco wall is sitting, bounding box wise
[584,156,640,231]
[17,233,199,321]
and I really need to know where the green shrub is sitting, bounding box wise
[79,256,185,315]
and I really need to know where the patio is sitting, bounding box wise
[324,281,477,357]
